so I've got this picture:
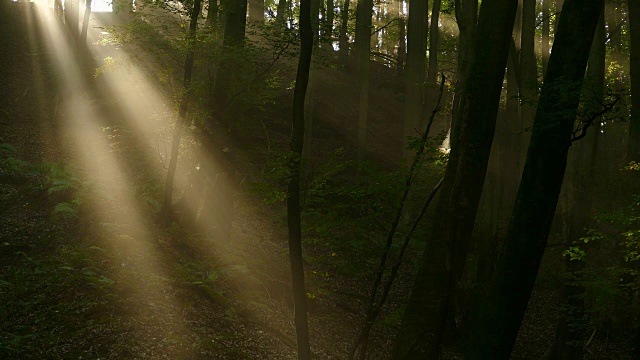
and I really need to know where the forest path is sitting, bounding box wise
[0,1,352,358]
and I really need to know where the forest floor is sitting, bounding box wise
[0,1,635,359]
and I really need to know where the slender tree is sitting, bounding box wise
[542,0,551,77]
[287,0,314,356]
[161,0,204,223]
[402,0,428,158]
[628,0,640,161]
[396,0,406,75]
[338,0,351,64]
[465,0,605,358]
[391,0,518,357]
[355,0,373,158]
[424,0,441,115]
[80,0,93,46]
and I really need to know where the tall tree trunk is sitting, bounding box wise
[161,0,203,223]
[451,0,478,135]
[65,0,80,42]
[275,0,288,28]
[391,0,518,358]
[628,0,640,161]
[542,0,550,78]
[323,0,335,44]
[520,0,538,142]
[287,0,314,356]
[206,0,219,27]
[402,0,428,158]
[355,0,372,159]
[424,0,441,114]
[550,7,604,359]
[248,0,265,24]
[213,0,248,110]
[80,0,92,46]
[465,0,604,358]
[426,0,441,84]
[396,0,406,75]
[338,0,351,65]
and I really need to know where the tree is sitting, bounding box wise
[549,6,604,359]
[396,0,406,75]
[402,0,428,158]
[542,0,551,77]
[628,0,640,161]
[391,0,519,357]
[338,0,351,64]
[161,0,203,223]
[354,0,373,158]
[287,0,314,356]
[465,0,605,358]
[80,0,93,47]
[212,0,249,109]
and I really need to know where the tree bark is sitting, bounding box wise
[465,0,604,358]
[391,0,518,358]
[287,0,314,356]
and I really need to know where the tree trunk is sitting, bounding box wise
[520,0,538,141]
[451,0,478,135]
[391,0,518,358]
[402,0,428,158]
[65,0,80,41]
[465,0,604,358]
[628,0,640,161]
[550,7,604,359]
[355,0,372,159]
[287,0,314,356]
[80,0,92,46]
[213,0,248,110]
[323,0,335,44]
[338,0,351,65]
[542,0,550,78]
[396,0,406,75]
[424,0,441,115]
[275,0,288,28]
[426,0,441,84]
[161,0,203,224]
[249,0,264,24]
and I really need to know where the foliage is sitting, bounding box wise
[0,144,83,220]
